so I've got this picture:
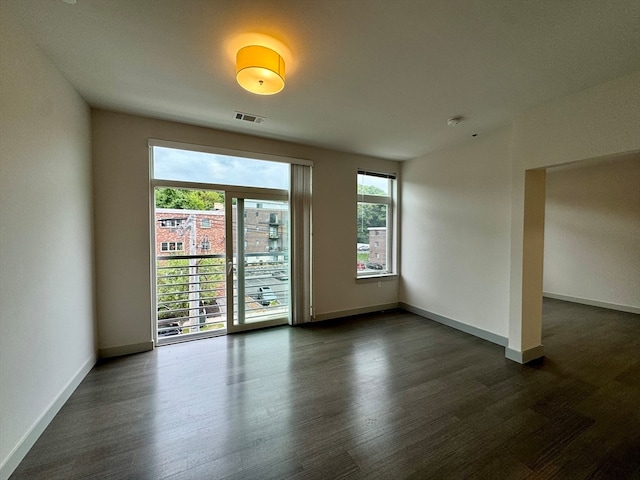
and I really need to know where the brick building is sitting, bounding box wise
[368,227,387,268]
[155,201,289,259]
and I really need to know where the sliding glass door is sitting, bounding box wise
[227,194,290,333]
[153,188,290,343]
[150,141,310,344]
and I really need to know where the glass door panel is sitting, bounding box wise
[228,196,290,332]
[154,187,227,343]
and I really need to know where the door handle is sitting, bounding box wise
[227,261,233,276]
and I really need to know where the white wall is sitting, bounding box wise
[0,14,96,479]
[399,71,640,361]
[508,70,640,356]
[512,72,640,170]
[91,110,400,354]
[544,157,640,311]
[400,127,513,339]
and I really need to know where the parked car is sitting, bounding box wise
[158,322,181,336]
[257,286,277,306]
[365,262,384,270]
[271,270,288,281]
[357,261,365,270]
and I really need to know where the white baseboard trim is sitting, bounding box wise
[398,302,508,347]
[1,354,96,480]
[98,340,154,358]
[505,345,544,364]
[543,292,640,315]
[313,303,399,322]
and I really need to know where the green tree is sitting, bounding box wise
[156,257,225,326]
[357,184,387,244]
[155,188,223,210]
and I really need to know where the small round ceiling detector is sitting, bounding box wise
[447,116,463,126]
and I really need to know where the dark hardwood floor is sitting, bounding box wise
[10,299,640,479]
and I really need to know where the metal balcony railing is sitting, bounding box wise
[156,252,289,339]
[156,253,226,338]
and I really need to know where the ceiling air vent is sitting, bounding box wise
[234,111,266,124]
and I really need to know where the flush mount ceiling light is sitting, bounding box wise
[236,45,285,95]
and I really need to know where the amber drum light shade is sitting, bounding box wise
[236,45,285,95]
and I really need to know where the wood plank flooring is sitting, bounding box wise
[10,299,640,479]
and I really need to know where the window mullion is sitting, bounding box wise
[359,194,391,205]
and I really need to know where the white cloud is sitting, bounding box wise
[153,147,289,189]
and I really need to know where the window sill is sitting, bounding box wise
[356,273,398,283]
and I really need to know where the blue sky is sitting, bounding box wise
[153,147,289,189]
[153,146,392,193]
[358,173,391,194]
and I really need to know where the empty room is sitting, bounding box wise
[1,1,639,479]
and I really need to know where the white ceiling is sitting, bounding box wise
[4,0,640,160]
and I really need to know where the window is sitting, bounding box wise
[153,146,289,189]
[200,218,211,228]
[151,140,312,337]
[160,241,183,252]
[159,218,185,228]
[357,170,396,276]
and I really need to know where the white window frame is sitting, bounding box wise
[356,170,397,279]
